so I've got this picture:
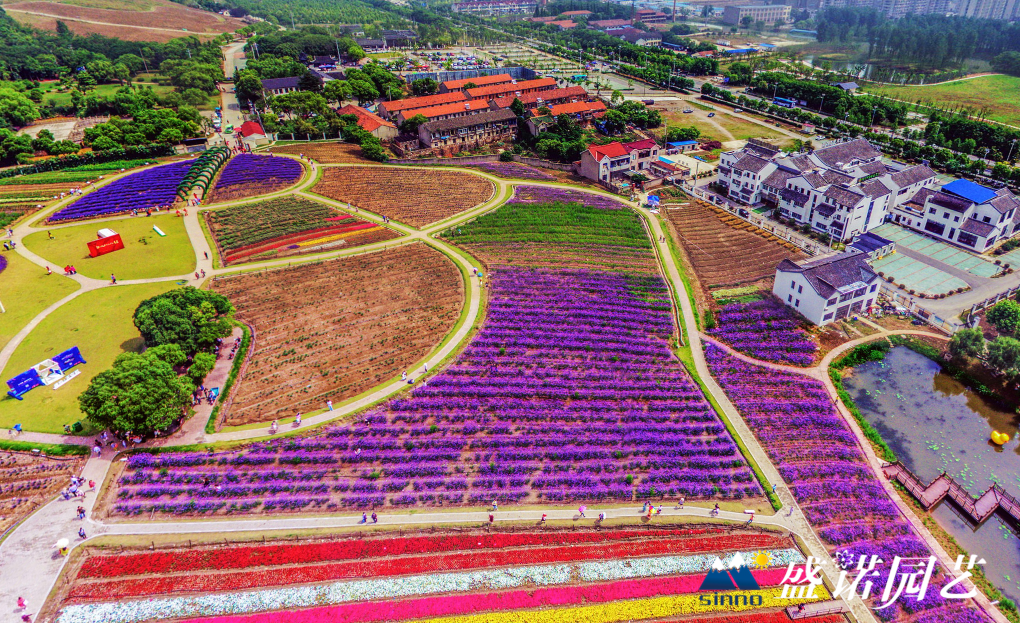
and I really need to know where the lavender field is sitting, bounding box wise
[113,269,761,516]
[708,297,817,366]
[705,343,990,622]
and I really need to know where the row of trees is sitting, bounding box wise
[950,300,1020,378]
[816,8,1020,69]
[79,288,235,436]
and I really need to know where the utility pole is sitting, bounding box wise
[672,0,678,22]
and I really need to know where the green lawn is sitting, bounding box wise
[24,214,195,280]
[0,251,80,352]
[43,82,176,108]
[862,75,1020,127]
[0,281,176,434]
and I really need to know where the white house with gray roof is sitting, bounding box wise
[891,179,1020,252]
[717,138,937,242]
[773,249,880,325]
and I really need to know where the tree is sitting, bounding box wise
[948,328,985,360]
[987,299,1020,336]
[411,78,439,96]
[348,79,379,105]
[234,70,264,109]
[740,15,754,29]
[188,352,216,383]
[463,81,478,89]
[509,97,527,118]
[666,126,700,142]
[399,113,428,135]
[610,90,624,107]
[602,109,627,134]
[133,287,234,355]
[323,79,352,106]
[360,136,387,162]
[78,350,194,436]
[298,70,324,93]
[987,336,1020,374]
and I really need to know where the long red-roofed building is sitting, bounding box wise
[394,99,492,125]
[466,77,557,100]
[378,92,468,119]
[490,85,588,109]
[440,73,514,93]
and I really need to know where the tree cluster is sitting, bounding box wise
[82,107,204,149]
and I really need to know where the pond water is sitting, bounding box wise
[844,346,1020,603]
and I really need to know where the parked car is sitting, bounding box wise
[734,108,743,113]
[707,112,715,117]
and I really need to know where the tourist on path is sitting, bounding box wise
[371,512,378,523]
[294,413,302,426]
[492,500,498,512]
[110,274,116,284]
[675,497,685,509]
[78,527,86,539]
[578,505,586,518]
[17,597,26,611]
[541,513,547,523]
[360,512,367,524]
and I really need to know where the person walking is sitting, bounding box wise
[204,251,209,259]
[371,512,378,524]
[492,499,498,512]
[327,400,333,411]
[360,512,367,524]
[110,274,116,284]
[675,496,685,509]
[294,413,302,426]
[270,420,278,434]
[76,506,85,520]
[488,513,494,524]
[578,505,586,518]
[745,513,754,527]
[598,512,605,522]
[17,597,26,611]
[78,527,87,539]
[540,513,547,524]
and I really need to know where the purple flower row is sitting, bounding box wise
[113,268,759,514]
[707,297,817,366]
[704,343,990,622]
[472,162,555,181]
[507,185,626,210]
[50,160,194,221]
[214,154,303,194]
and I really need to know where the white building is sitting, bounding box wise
[891,179,1020,252]
[717,138,937,242]
[773,249,880,325]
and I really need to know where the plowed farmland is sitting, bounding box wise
[313,167,495,228]
[5,0,244,41]
[664,200,805,290]
[210,243,463,425]
[0,450,86,535]
[269,143,372,164]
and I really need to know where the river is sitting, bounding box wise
[843,346,1020,603]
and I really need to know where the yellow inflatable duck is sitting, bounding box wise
[991,431,1010,445]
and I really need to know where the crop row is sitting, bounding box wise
[207,196,347,251]
[50,160,193,221]
[707,297,817,366]
[211,155,303,203]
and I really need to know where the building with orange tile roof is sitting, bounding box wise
[466,77,557,100]
[337,104,398,140]
[440,73,514,93]
[394,99,492,126]
[377,92,468,119]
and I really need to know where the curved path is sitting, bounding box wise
[1,157,1000,623]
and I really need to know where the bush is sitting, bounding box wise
[499,150,514,162]
[188,352,216,383]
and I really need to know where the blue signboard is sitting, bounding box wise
[6,369,42,400]
[54,346,86,372]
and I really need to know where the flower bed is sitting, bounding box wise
[470,162,555,181]
[704,343,991,623]
[178,570,796,623]
[707,297,817,366]
[210,155,303,203]
[205,196,397,265]
[0,255,6,275]
[507,185,625,211]
[49,160,193,222]
[57,527,808,623]
[70,537,794,599]
[113,268,759,515]
[79,528,742,578]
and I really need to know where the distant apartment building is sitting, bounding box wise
[634,8,669,23]
[450,0,538,15]
[817,0,952,17]
[717,138,937,242]
[957,0,1020,20]
[722,4,791,24]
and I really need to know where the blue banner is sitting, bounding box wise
[6,369,42,400]
[54,346,86,372]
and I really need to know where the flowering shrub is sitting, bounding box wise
[704,343,991,623]
[0,255,6,275]
[707,297,817,366]
[113,269,758,515]
[50,160,193,222]
[471,162,555,181]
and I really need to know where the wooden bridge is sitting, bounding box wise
[882,462,1020,527]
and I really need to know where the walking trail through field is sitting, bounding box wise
[2,159,1005,623]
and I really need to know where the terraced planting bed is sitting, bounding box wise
[464,161,555,181]
[313,166,495,228]
[54,527,819,623]
[208,154,304,203]
[707,297,818,367]
[664,200,804,290]
[208,243,463,426]
[269,142,373,164]
[0,450,86,535]
[204,196,399,265]
[444,186,657,273]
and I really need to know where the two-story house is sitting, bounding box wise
[576,139,661,185]
[773,249,880,325]
[893,179,1020,251]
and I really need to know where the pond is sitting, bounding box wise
[844,346,1020,603]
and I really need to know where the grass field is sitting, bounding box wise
[42,82,175,108]
[0,281,175,434]
[862,75,1020,127]
[663,109,788,146]
[23,214,195,280]
[0,251,80,352]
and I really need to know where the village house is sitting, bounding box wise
[337,104,398,140]
[576,138,662,185]
[260,76,301,96]
[418,109,518,150]
[891,179,1020,252]
[773,249,880,325]
[378,92,469,120]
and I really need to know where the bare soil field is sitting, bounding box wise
[270,143,372,164]
[460,241,659,274]
[313,166,495,228]
[0,451,86,535]
[664,199,805,292]
[210,243,464,425]
[5,0,244,41]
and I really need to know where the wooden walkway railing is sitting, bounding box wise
[883,462,1020,526]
